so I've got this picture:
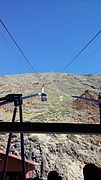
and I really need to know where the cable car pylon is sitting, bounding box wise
[0,90,48,180]
[1,94,26,180]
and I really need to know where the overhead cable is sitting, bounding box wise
[62,29,101,71]
[0,19,39,78]
[0,30,37,73]
[0,31,22,57]
[71,43,101,72]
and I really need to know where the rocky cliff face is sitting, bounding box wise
[0,73,101,180]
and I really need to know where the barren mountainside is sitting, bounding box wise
[0,73,101,180]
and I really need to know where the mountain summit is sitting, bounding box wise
[0,73,101,180]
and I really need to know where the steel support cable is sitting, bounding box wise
[0,19,40,79]
[0,31,17,51]
[0,30,37,73]
[0,19,53,91]
[62,29,101,71]
[0,19,54,96]
[0,29,49,97]
[0,30,25,60]
[71,43,101,72]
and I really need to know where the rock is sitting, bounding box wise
[0,73,101,179]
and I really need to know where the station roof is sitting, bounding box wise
[0,150,37,172]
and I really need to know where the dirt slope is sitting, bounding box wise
[0,73,101,180]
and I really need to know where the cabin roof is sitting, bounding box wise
[0,150,37,172]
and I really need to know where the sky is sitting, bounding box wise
[0,0,101,75]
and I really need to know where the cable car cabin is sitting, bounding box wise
[0,150,37,180]
[41,93,47,101]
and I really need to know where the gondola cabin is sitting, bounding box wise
[41,84,47,101]
[41,93,47,101]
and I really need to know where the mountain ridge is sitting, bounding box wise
[0,73,101,180]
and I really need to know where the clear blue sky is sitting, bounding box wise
[0,0,101,75]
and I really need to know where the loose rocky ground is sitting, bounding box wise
[0,73,101,180]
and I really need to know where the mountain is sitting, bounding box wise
[0,73,101,180]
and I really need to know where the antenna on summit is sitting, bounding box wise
[50,69,53,82]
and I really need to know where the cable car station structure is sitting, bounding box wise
[0,92,101,180]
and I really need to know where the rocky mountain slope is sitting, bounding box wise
[0,73,101,180]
